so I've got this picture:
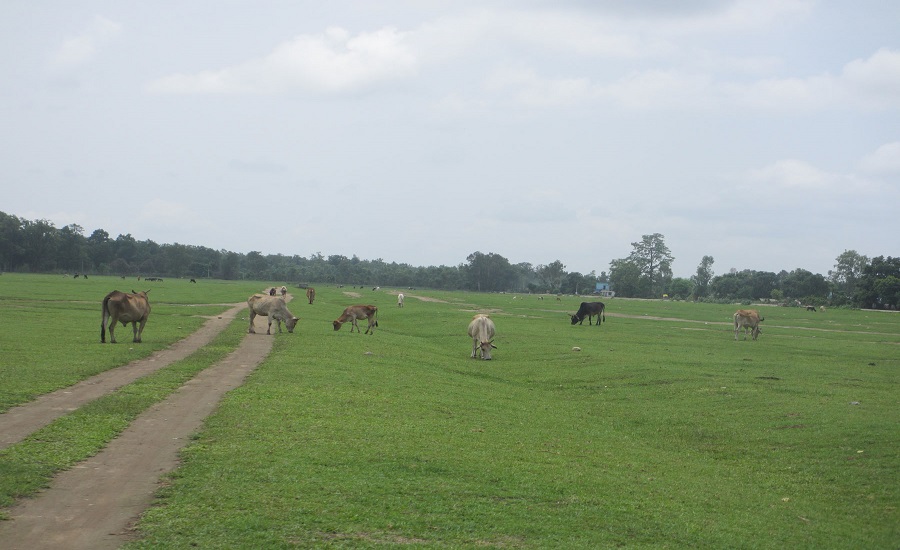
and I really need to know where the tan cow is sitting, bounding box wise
[468,313,497,360]
[306,287,316,304]
[248,294,299,335]
[333,305,378,334]
[733,309,764,340]
[101,289,151,343]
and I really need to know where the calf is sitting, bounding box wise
[468,314,497,360]
[333,305,379,334]
[733,309,764,341]
[101,289,151,343]
[248,294,299,335]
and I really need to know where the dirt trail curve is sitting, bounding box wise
[0,298,283,549]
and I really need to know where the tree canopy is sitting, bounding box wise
[1,212,896,308]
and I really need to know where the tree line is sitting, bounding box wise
[1,212,897,309]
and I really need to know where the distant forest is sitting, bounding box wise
[1,211,897,309]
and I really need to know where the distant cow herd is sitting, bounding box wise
[97,284,772,360]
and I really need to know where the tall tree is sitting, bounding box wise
[608,258,644,297]
[535,260,566,292]
[691,255,715,299]
[627,233,674,298]
[856,256,900,309]
[829,250,869,304]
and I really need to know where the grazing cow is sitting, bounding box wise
[733,309,764,341]
[805,305,816,312]
[306,287,316,304]
[333,305,379,334]
[397,293,404,308]
[570,301,606,326]
[248,294,299,335]
[468,314,497,360]
[190,278,197,283]
[281,286,288,298]
[101,290,151,344]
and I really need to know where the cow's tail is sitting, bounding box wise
[100,295,111,343]
[374,307,379,327]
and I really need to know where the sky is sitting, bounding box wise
[1,1,898,278]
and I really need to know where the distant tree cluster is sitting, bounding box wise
[606,234,898,309]
[0,212,598,294]
[1,212,896,308]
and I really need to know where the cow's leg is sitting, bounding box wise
[131,321,139,343]
[471,338,479,358]
[108,319,118,344]
[136,318,147,343]
[350,318,359,333]
[248,311,257,334]
[266,317,273,335]
[734,324,739,340]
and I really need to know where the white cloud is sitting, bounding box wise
[748,159,838,190]
[51,15,121,69]
[148,26,417,94]
[860,142,900,174]
[840,48,900,109]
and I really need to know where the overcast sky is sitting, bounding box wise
[2,1,898,278]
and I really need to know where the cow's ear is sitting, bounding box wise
[491,344,498,349]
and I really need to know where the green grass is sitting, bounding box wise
[125,287,899,548]
[0,313,248,512]
[0,273,270,412]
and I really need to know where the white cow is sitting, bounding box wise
[397,293,404,308]
[248,294,299,335]
[468,313,497,360]
[733,309,764,340]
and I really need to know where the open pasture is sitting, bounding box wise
[0,273,266,411]
[127,286,898,548]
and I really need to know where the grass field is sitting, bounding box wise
[1,274,898,547]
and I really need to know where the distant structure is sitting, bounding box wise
[594,282,615,298]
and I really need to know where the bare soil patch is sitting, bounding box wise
[0,297,287,549]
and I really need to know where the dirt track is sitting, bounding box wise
[0,298,284,549]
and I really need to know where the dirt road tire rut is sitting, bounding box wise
[0,301,280,549]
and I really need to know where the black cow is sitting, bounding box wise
[570,301,606,326]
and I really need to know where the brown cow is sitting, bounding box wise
[101,289,151,343]
[248,294,299,335]
[468,313,497,360]
[333,305,378,334]
[733,309,764,340]
[306,287,316,304]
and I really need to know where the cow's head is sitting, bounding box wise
[570,314,581,325]
[478,340,497,360]
[332,320,343,331]
[286,316,299,333]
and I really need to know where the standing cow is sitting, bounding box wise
[248,294,299,335]
[101,290,151,343]
[468,313,497,360]
[733,309,764,340]
[333,305,379,334]
[397,293,404,308]
[306,287,316,304]
[570,301,606,326]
